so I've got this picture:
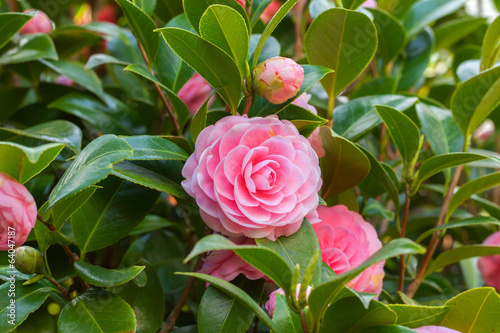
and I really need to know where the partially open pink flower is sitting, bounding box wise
[414,326,461,333]
[20,10,53,35]
[265,284,312,318]
[0,173,37,251]
[253,57,304,105]
[182,115,322,240]
[178,74,214,115]
[310,205,385,295]
[199,236,266,281]
[478,231,500,290]
[293,93,325,158]
[261,1,282,23]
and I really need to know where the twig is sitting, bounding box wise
[398,183,411,291]
[6,0,17,12]
[243,95,254,115]
[38,214,79,265]
[293,0,306,60]
[405,164,464,297]
[300,309,310,333]
[46,276,71,301]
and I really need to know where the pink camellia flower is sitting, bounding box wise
[265,284,312,318]
[20,10,53,35]
[0,173,37,251]
[253,57,304,105]
[199,236,266,281]
[414,326,461,333]
[261,1,282,23]
[178,74,214,115]
[292,93,325,158]
[478,231,500,290]
[182,115,322,240]
[362,0,377,8]
[310,205,385,295]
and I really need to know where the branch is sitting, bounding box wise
[38,214,79,265]
[398,183,411,291]
[46,276,71,301]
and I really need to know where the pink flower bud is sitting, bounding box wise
[292,93,325,158]
[414,326,461,333]
[478,231,500,290]
[265,284,312,318]
[178,74,215,115]
[0,173,37,251]
[20,10,53,35]
[308,205,385,295]
[198,236,267,282]
[253,57,304,105]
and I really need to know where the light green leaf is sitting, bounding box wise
[183,0,249,34]
[367,8,407,64]
[434,17,486,50]
[481,15,500,71]
[278,104,327,137]
[0,34,58,65]
[122,135,188,161]
[133,0,157,16]
[85,53,129,69]
[388,304,451,328]
[74,261,145,287]
[272,293,302,333]
[0,12,35,49]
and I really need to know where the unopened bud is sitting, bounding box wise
[20,10,53,35]
[14,246,45,275]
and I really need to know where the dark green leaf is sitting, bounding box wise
[183,0,249,34]
[84,53,129,69]
[122,135,188,161]
[367,8,407,64]
[388,304,450,328]
[278,104,327,137]
[0,34,58,65]
[0,12,35,49]
[74,261,145,287]
[434,17,486,50]
[272,293,302,333]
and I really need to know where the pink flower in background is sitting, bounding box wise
[235,0,246,7]
[182,115,322,240]
[253,57,304,105]
[178,74,214,115]
[20,10,53,35]
[199,236,266,281]
[261,1,282,23]
[0,173,37,251]
[414,326,461,333]
[265,284,312,318]
[473,119,495,142]
[311,205,385,295]
[478,231,500,290]
[293,93,325,158]
[55,75,73,86]
[362,0,377,8]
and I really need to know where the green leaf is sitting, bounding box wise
[434,17,486,50]
[200,5,249,83]
[367,8,407,64]
[58,289,137,333]
[375,105,422,180]
[388,304,450,328]
[71,176,159,257]
[0,281,53,332]
[447,172,500,220]
[248,34,280,64]
[0,34,58,65]
[251,0,300,69]
[183,0,249,34]
[343,0,369,9]
[39,59,104,98]
[115,0,159,61]
[308,238,424,322]
[0,120,82,154]
[320,297,397,333]
[178,272,278,332]
[416,216,500,244]
[416,103,453,157]
[122,135,188,161]
[440,287,500,333]
[412,153,487,194]
[84,53,129,69]
[190,91,209,143]
[272,293,302,333]
[481,15,500,71]
[278,104,327,137]
[333,95,419,141]
[377,0,418,19]
[305,8,377,105]
[250,0,273,27]
[0,12,35,49]
[158,27,242,112]
[134,0,157,16]
[0,142,64,184]
[319,127,371,199]
[74,261,145,287]
[451,64,500,139]
[256,219,322,286]
[403,0,467,38]
[360,326,418,332]
[199,279,263,333]
[425,246,500,278]
[112,262,165,333]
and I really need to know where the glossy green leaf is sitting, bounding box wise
[251,0,300,69]
[134,0,157,16]
[200,5,249,82]
[179,272,278,332]
[388,304,451,328]
[250,0,273,27]
[158,27,242,112]
[305,8,377,104]
[272,293,302,333]
[0,120,82,154]
[375,105,422,179]
[308,238,424,322]
[122,135,188,161]
[367,8,407,64]
[71,176,159,257]
[0,12,34,49]
[333,95,419,141]
[451,64,500,138]
[58,289,137,333]
[256,219,322,286]
[278,104,327,137]
[434,17,486,50]
[74,261,145,287]
[319,126,371,199]
[190,91,209,143]
[403,0,467,38]
[377,0,418,19]
[183,0,249,34]
[447,172,500,220]
[0,142,64,184]
[0,34,57,65]
[343,0,368,9]
[84,53,129,69]
[481,15,500,71]
[115,0,159,61]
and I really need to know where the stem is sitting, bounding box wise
[293,0,306,60]
[246,0,253,18]
[243,95,254,115]
[300,309,310,333]
[137,43,180,135]
[398,183,411,291]
[405,164,464,297]
[160,254,206,333]
[6,0,17,11]
[46,276,71,301]
[327,96,336,128]
[38,214,79,265]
